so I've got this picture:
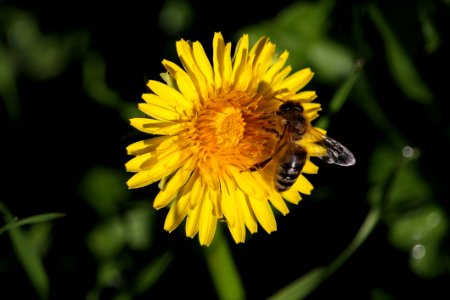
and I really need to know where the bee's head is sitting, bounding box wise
[277,100,303,115]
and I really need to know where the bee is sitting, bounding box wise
[252,100,355,192]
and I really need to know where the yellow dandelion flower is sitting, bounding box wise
[125,32,354,246]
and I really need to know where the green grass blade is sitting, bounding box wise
[367,3,433,104]
[9,226,49,299]
[0,204,52,299]
[267,267,326,300]
[0,44,20,122]
[316,59,364,129]
[353,77,407,149]
[0,212,65,236]
[268,208,380,300]
[203,227,245,300]
[269,148,410,300]
[132,251,173,296]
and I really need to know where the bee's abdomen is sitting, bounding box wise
[275,146,307,192]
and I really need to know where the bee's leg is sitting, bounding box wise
[262,127,281,137]
[248,139,287,172]
[249,156,273,171]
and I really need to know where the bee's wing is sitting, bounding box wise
[304,128,356,166]
[316,135,355,166]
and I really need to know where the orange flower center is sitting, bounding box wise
[184,91,281,175]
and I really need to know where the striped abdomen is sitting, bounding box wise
[275,145,307,192]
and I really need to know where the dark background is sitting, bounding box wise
[1,0,449,299]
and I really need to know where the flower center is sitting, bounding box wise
[185,91,281,174]
[213,106,245,148]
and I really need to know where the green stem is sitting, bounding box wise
[268,152,408,300]
[203,226,245,300]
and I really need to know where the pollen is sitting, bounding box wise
[186,91,279,174]
[214,106,245,148]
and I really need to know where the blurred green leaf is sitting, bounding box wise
[353,77,407,149]
[203,227,245,300]
[124,206,155,250]
[389,205,447,249]
[9,227,49,299]
[132,251,173,295]
[80,167,129,216]
[306,39,354,84]
[368,145,447,278]
[0,44,20,121]
[370,287,395,300]
[4,12,88,81]
[409,242,445,278]
[82,53,123,109]
[158,0,193,35]
[390,205,448,278]
[368,145,430,211]
[270,141,414,299]
[240,0,354,83]
[27,223,54,260]
[0,212,65,236]
[268,267,326,300]
[316,59,364,129]
[86,260,125,300]
[0,204,51,299]
[367,4,433,104]
[418,5,441,53]
[269,208,380,300]
[87,216,125,261]
[276,0,333,39]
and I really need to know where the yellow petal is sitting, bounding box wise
[238,188,258,234]
[250,37,276,84]
[138,103,180,121]
[231,168,269,200]
[162,59,200,108]
[176,39,209,100]
[164,184,191,232]
[193,41,214,91]
[281,188,302,205]
[226,187,247,244]
[189,172,205,209]
[302,103,322,121]
[248,197,277,234]
[147,80,193,112]
[213,32,232,91]
[142,93,175,110]
[202,168,220,191]
[126,150,191,189]
[230,34,249,89]
[208,187,222,218]
[185,189,205,238]
[130,118,186,135]
[289,91,317,103]
[229,168,268,201]
[126,136,178,155]
[271,65,292,91]
[268,192,290,216]
[292,174,314,195]
[260,50,289,87]
[153,159,195,209]
[125,152,152,172]
[275,68,314,93]
[212,32,225,89]
[198,192,218,246]
[302,160,319,174]
[220,174,237,226]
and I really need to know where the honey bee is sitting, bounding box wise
[252,100,355,192]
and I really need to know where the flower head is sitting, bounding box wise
[126,32,323,246]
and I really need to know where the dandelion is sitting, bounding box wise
[125,32,324,246]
